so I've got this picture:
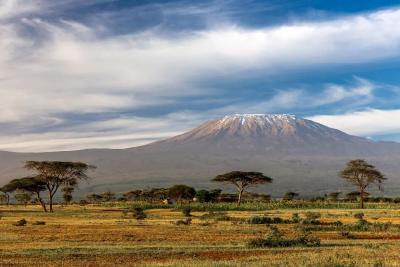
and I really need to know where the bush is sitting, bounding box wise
[200,211,232,221]
[340,230,356,239]
[247,226,320,248]
[353,219,369,231]
[354,212,364,220]
[247,216,287,225]
[332,220,343,226]
[302,212,322,225]
[122,207,147,220]
[182,206,192,217]
[175,218,192,225]
[291,213,301,223]
[14,219,27,227]
[371,222,392,231]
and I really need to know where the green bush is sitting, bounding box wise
[247,216,288,224]
[123,207,147,220]
[182,206,192,217]
[247,226,320,248]
[291,213,301,223]
[200,211,232,221]
[354,212,365,220]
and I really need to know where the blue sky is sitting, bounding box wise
[1,0,400,151]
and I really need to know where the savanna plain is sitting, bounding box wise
[1,202,400,267]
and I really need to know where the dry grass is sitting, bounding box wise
[1,204,400,266]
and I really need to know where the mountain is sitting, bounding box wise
[150,114,391,155]
[1,114,400,197]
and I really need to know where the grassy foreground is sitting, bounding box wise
[1,204,400,266]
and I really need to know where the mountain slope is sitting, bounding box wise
[1,114,400,196]
[148,114,398,156]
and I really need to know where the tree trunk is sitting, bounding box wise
[49,191,54,212]
[36,192,47,212]
[360,189,364,209]
[237,187,244,206]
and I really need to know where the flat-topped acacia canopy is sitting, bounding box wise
[212,171,273,206]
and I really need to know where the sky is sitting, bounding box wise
[1,0,400,152]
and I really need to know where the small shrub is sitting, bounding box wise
[247,216,286,225]
[291,213,301,223]
[175,218,192,225]
[332,220,343,226]
[182,206,192,217]
[305,211,321,220]
[354,218,369,231]
[247,216,270,224]
[301,212,322,225]
[200,211,232,221]
[372,222,392,231]
[340,230,356,239]
[354,212,365,220]
[32,221,46,226]
[124,207,147,220]
[296,228,321,247]
[14,219,27,227]
[247,226,320,248]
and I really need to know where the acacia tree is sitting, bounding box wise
[101,190,116,202]
[24,161,96,212]
[15,189,32,206]
[212,171,273,206]
[62,186,74,204]
[283,191,299,201]
[168,185,196,203]
[340,159,386,209]
[328,192,341,202]
[4,177,48,211]
[0,185,12,205]
[123,190,142,201]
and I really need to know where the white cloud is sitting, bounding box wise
[215,78,378,114]
[0,114,202,152]
[1,3,400,151]
[0,0,40,20]
[308,109,400,136]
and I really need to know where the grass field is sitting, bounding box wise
[1,204,400,266]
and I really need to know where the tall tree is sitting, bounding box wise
[5,177,48,211]
[62,186,75,205]
[24,161,95,212]
[86,193,103,203]
[212,171,273,206]
[101,190,116,202]
[283,191,299,201]
[123,190,142,201]
[168,185,196,203]
[340,159,386,209]
[0,185,13,205]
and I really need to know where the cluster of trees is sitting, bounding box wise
[0,161,95,212]
[0,158,389,210]
[86,185,222,204]
[212,160,387,208]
